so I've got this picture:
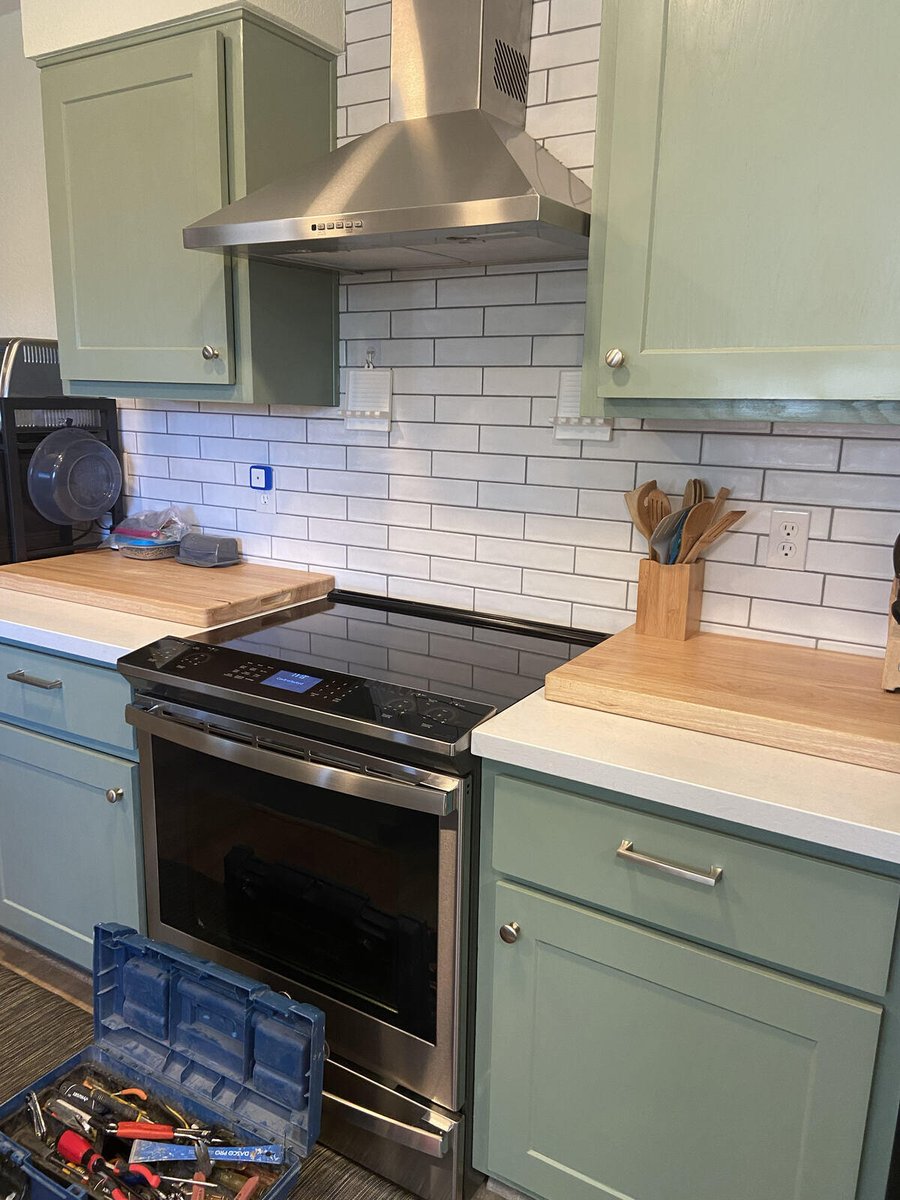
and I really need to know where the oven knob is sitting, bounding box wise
[499,922,520,944]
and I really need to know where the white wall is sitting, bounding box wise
[0,6,56,337]
[19,0,344,58]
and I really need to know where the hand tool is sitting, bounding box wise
[46,1098,95,1138]
[109,1161,162,1190]
[81,1083,145,1123]
[26,1092,47,1141]
[57,1132,145,1198]
[158,1180,218,1190]
[129,1144,284,1167]
[232,1177,260,1200]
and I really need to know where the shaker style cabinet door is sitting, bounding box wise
[482,880,881,1200]
[0,722,143,968]
[583,0,900,412]
[41,29,234,386]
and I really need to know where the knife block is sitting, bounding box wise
[635,559,705,641]
[884,579,900,692]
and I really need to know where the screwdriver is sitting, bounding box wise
[57,1131,151,1199]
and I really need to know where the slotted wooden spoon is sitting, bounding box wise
[682,509,746,563]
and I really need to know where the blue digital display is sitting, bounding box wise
[262,669,323,695]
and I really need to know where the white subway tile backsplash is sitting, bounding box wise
[702,434,840,471]
[433,506,525,538]
[823,575,892,613]
[119,0,899,655]
[478,482,578,515]
[831,508,900,544]
[348,497,431,527]
[437,274,536,307]
[478,535,574,572]
[433,451,526,483]
[764,470,899,509]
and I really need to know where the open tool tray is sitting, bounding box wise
[0,926,325,1200]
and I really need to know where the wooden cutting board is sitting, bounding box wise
[545,626,900,774]
[0,551,334,626]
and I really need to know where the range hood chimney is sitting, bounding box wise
[183,0,591,272]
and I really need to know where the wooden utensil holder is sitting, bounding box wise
[635,559,705,641]
[883,579,900,692]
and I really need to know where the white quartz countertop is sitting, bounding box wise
[0,592,204,664]
[472,690,900,865]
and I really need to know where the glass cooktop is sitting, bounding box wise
[192,590,598,713]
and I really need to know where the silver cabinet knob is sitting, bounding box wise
[105,787,124,804]
[499,922,520,944]
[201,344,219,360]
[605,347,626,369]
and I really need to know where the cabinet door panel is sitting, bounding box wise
[587,0,900,404]
[42,29,233,385]
[0,722,143,968]
[484,880,881,1200]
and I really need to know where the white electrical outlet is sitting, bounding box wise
[256,489,275,513]
[765,508,811,570]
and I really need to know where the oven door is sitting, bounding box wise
[127,697,469,1115]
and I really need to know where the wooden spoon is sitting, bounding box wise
[682,478,704,508]
[682,509,746,563]
[675,499,714,562]
[709,486,731,524]
[646,488,671,537]
[624,480,658,556]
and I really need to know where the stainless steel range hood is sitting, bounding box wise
[183,0,591,272]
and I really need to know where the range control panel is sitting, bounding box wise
[121,638,495,744]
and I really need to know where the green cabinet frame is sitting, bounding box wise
[40,10,338,406]
[582,0,900,424]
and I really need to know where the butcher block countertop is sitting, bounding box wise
[0,552,333,665]
[0,551,333,625]
[545,626,899,774]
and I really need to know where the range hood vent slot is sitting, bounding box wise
[493,40,529,105]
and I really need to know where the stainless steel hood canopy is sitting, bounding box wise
[183,0,591,272]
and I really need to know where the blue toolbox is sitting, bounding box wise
[0,925,325,1200]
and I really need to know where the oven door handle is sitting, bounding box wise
[125,704,461,816]
[322,1092,450,1158]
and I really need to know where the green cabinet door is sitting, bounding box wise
[583,0,900,420]
[479,880,882,1200]
[0,722,144,968]
[42,28,234,387]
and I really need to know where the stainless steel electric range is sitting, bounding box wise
[117,591,599,1200]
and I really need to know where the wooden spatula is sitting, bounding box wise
[676,499,714,562]
[624,480,658,556]
[682,510,746,563]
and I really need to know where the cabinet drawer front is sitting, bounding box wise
[0,722,143,969]
[491,774,899,994]
[481,880,881,1200]
[0,643,134,754]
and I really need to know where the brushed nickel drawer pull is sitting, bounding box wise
[617,839,723,887]
[7,669,63,690]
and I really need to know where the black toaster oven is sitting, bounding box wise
[0,338,123,564]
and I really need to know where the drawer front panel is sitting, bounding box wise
[491,773,899,994]
[0,642,134,754]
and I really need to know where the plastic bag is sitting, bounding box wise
[105,506,190,549]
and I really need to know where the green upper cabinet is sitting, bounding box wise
[582,0,900,423]
[39,11,338,406]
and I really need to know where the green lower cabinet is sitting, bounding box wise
[0,721,144,968]
[479,879,882,1200]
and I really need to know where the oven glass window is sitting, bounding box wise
[152,739,439,1041]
